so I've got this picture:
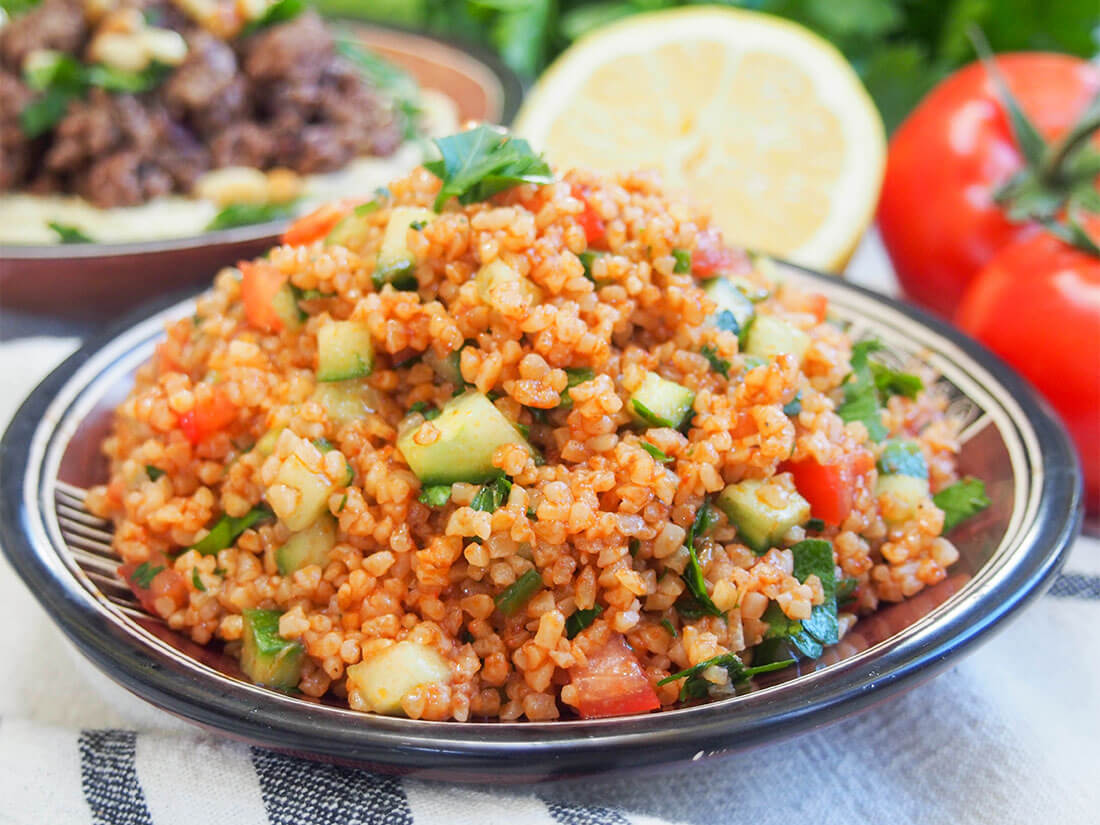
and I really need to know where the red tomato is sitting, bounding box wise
[119,561,187,616]
[878,54,1100,317]
[239,260,288,333]
[783,452,874,526]
[572,185,605,244]
[957,231,1100,512]
[281,199,357,246]
[179,388,237,445]
[569,634,660,719]
[691,228,750,278]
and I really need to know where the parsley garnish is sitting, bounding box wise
[675,500,724,619]
[836,340,888,441]
[700,344,730,378]
[206,202,296,232]
[639,441,673,463]
[241,0,305,35]
[658,653,794,701]
[631,398,667,428]
[836,577,859,608]
[660,618,678,637]
[494,568,542,615]
[671,248,692,273]
[409,401,442,420]
[419,485,452,507]
[145,465,165,481]
[48,222,92,243]
[130,562,163,590]
[191,567,206,592]
[190,506,273,556]
[424,125,554,211]
[782,392,802,417]
[471,477,512,513]
[805,517,826,532]
[312,437,334,452]
[871,361,924,400]
[564,606,602,639]
[756,539,838,662]
[558,367,595,408]
[578,250,602,283]
[933,477,991,533]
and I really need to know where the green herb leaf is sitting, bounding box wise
[425,125,554,211]
[658,652,794,701]
[145,465,165,481]
[791,539,839,646]
[20,89,73,138]
[639,441,672,463]
[206,202,296,232]
[471,476,512,513]
[671,248,692,274]
[805,517,826,532]
[312,437,334,452]
[191,567,206,592]
[836,576,859,608]
[578,250,601,283]
[335,38,422,140]
[677,500,724,619]
[782,392,802,417]
[564,606,603,639]
[419,485,452,507]
[870,362,923,401]
[494,567,542,615]
[242,0,306,35]
[700,344,730,378]
[558,367,595,408]
[130,562,163,590]
[933,477,991,533]
[190,506,273,555]
[48,221,92,244]
[631,398,668,428]
[660,617,678,638]
[836,339,888,441]
[85,62,168,93]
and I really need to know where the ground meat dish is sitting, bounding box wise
[0,1,403,208]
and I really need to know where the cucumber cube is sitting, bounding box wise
[375,206,434,289]
[241,608,304,690]
[346,641,452,715]
[396,391,531,485]
[423,347,463,386]
[703,277,755,337]
[744,315,811,364]
[316,320,374,382]
[324,200,379,247]
[875,473,930,525]
[877,440,928,479]
[630,371,695,429]
[271,284,305,331]
[716,477,811,554]
[276,514,337,575]
[272,454,336,531]
[254,427,282,457]
[310,381,378,425]
[475,260,542,310]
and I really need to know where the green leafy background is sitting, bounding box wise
[317,0,1098,130]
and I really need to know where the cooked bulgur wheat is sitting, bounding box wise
[88,164,963,721]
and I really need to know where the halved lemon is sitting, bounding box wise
[513,7,886,272]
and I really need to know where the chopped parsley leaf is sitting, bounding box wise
[671,248,692,274]
[145,465,165,481]
[676,500,724,619]
[191,567,206,592]
[700,344,730,378]
[419,485,453,507]
[660,618,678,637]
[130,562,163,590]
[933,477,991,533]
[806,517,826,532]
[494,568,542,615]
[836,339,888,441]
[206,202,296,232]
[471,476,512,513]
[48,222,92,243]
[871,361,924,401]
[639,441,673,463]
[782,392,802,417]
[564,606,603,639]
[190,506,273,556]
[658,652,794,701]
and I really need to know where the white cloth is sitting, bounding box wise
[0,236,1096,824]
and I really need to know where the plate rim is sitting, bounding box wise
[0,264,1081,780]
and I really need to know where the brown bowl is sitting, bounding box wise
[0,22,523,320]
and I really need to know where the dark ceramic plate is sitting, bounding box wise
[0,22,523,319]
[0,263,1081,782]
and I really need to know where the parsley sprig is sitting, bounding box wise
[425,126,554,211]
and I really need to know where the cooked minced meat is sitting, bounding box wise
[0,1,405,208]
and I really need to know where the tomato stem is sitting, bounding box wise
[1041,95,1100,186]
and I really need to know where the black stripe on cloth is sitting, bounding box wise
[1048,573,1100,600]
[77,729,154,825]
[546,801,632,825]
[251,747,413,825]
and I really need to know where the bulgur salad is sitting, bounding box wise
[87,126,990,721]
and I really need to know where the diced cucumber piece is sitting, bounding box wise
[311,381,378,425]
[730,273,772,303]
[346,640,452,716]
[877,440,928,479]
[744,315,811,364]
[271,284,305,331]
[396,391,531,485]
[240,608,304,690]
[703,277,755,337]
[475,260,542,309]
[276,514,337,575]
[255,428,282,457]
[875,473,930,525]
[316,320,374,382]
[324,200,380,247]
[630,371,695,429]
[272,454,337,531]
[423,347,463,386]
[716,478,811,554]
[375,206,434,289]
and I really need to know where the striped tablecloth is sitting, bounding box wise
[1,237,1095,824]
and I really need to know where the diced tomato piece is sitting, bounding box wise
[119,561,186,616]
[240,259,288,333]
[782,451,873,526]
[569,634,660,719]
[281,199,357,246]
[691,227,750,278]
[571,185,605,244]
[179,388,237,445]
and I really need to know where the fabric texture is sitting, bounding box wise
[0,238,1095,824]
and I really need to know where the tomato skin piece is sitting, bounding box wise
[572,185,605,244]
[179,388,237,445]
[119,561,187,616]
[240,260,288,333]
[281,199,357,246]
[783,452,873,526]
[691,227,750,278]
[957,232,1100,512]
[878,54,1100,318]
[570,634,660,719]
